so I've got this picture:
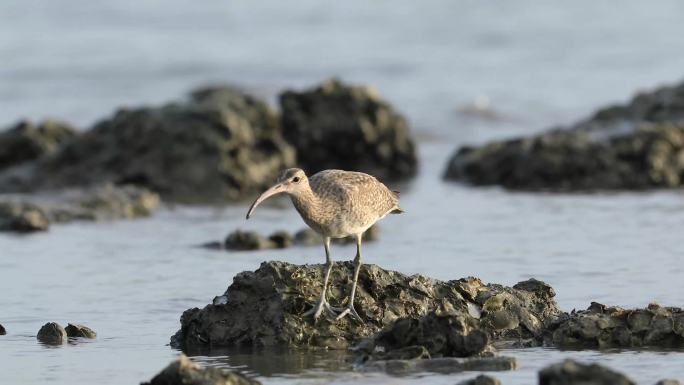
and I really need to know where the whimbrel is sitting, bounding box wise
[246,168,403,322]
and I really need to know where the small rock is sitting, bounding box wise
[142,354,260,385]
[655,380,681,385]
[268,230,293,249]
[37,322,67,345]
[457,374,501,385]
[0,323,6,335]
[224,230,273,251]
[65,323,96,338]
[539,359,635,385]
[0,202,49,232]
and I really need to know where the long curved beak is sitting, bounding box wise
[246,183,284,219]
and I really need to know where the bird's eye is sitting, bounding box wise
[292,177,300,183]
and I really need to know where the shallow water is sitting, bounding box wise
[2,0,684,383]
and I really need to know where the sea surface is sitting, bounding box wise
[2,1,684,384]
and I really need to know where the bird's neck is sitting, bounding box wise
[290,186,322,223]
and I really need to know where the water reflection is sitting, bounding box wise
[190,347,353,377]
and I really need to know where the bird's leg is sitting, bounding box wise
[303,237,339,320]
[336,234,364,323]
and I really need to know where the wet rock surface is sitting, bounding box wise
[171,261,561,351]
[0,184,159,232]
[445,80,684,191]
[280,79,417,180]
[538,359,635,385]
[357,310,492,361]
[65,323,97,338]
[0,201,50,232]
[203,225,380,251]
[37,322,67,345]
[0,86,295,203]
[0,120,76,171]
[142,354,260,385]
[547,302,684,349]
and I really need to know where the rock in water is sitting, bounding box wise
[457,374,502,385]
[0,87,295,203]
[0,120,76,171]
[37,322,67,345]
[0,323,6,335]
[223,230,274,251]
[0,202,49,232]
[655,380,681,385]
[65,323,97,338]
[548,302,684,348]
[280,79,417,180]
[539,359,635,385]
[171,261,561,351]
[142,354,260,385]
[445,79,684,191]
[0,184,159,232]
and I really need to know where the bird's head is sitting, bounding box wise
[246,168,308,219]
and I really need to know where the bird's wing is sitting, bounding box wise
[311,170,399,218]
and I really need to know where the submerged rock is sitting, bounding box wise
[268,230,294,249]
[359,355,516,375]
[445,80,684,191]
[0,120,77,171]
[0,323,5,335]
[0,184,159,232]
[171,261,561,351]
[0,202,49,232]
[280,79,417,180]
[142,354,260,385]
[65,323,97,339]
[538,359,635,385]
[37,322,67,345]
[548,302,684,349]
[457,374,502,385]
[655,380,682,385]
[0,86,295,203]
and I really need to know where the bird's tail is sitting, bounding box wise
[390,190,403,213]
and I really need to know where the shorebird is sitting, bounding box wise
[246,168,403,322]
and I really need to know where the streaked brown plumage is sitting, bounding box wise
[246,168,402,322]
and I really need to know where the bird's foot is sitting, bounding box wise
[303,298,339,321]
[335,304,364,323]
